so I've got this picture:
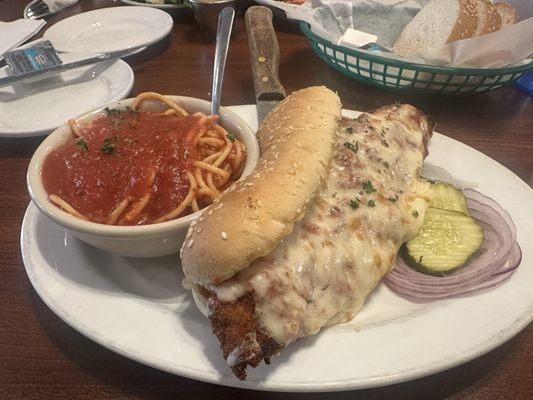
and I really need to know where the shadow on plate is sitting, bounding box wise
[34,210,184,303]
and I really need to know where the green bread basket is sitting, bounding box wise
[299,22,533,95]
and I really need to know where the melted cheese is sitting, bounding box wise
[212,105,431,346]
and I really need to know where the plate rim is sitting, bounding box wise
[20,106,533,391]
[43,6,174,54]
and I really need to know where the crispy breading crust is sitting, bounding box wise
[208,294,282,380]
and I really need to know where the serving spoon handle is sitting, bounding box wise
[211,7,235,116]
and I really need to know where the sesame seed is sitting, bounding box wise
[187,240,194,248]
[221,232,227,240]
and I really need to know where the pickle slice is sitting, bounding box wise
[429,182,470,216]
[405,207,483,275]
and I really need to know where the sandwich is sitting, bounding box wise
[180,86,433,379]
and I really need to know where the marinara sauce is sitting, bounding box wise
[42,108,202,225]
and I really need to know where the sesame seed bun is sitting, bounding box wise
[180,86,341,287]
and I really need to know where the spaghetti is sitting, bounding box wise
[43,93,246,225]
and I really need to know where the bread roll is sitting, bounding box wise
[393,0,479,58]
[471,0,502,35]
[181,86,341,287]
[494,2,518,26]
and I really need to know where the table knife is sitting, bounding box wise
[245,6,286,125]
[0,47,141,88]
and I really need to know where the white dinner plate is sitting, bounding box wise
[0,56,133,138]
[21,106,533,391]
[43,6,173,54]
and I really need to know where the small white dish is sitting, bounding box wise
[20,106,533,391]
[0,56,134,138]
[27,97,260,258]
[43,6,173,54]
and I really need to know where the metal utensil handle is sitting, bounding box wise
[0,46,142,88]
[211,7,235,116]
[245,6,286,102]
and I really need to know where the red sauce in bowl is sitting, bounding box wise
[42,109,202,225]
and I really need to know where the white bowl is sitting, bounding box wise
[27,96,259,258]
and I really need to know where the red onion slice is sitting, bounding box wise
[384,189,522,301]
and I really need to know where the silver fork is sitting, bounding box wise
[24,0,53,19]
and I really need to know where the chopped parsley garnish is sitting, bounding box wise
[101,138,116,155]
[388,194,399,203]
[418,256,424,263]
[346,126,353,134]
[349,198,359,209]
[411,209,419,217]
[382,140,389,147]
[362,180,377,194]
[227,133,236,142]
[344,141,358,153]
[368,200,375,207]
[76,138,88,151]
[383,161,390,168]
[104,107,123,117]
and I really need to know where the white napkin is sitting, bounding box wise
[0,19,46,57]
[337,29,378,50]
[43,0,78,13]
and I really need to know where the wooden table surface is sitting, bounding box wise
[1,1,532,399]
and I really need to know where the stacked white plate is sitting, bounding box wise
[0,6,173,138]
